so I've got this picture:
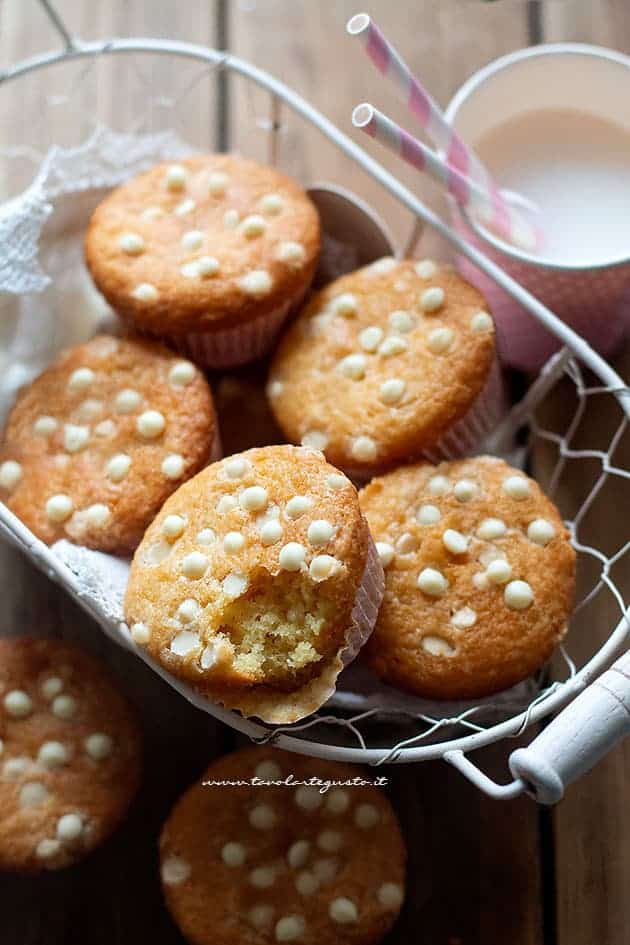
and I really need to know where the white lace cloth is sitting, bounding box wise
[0,127,536,734]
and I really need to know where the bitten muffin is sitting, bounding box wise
[85,155,321,368]
[268,257,502,478]
[160,746,406,945]
[360,456,576,700]
[0,334,218,554]
[0,636,142,873]
[124,445,384,722]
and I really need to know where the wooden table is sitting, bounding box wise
[1,2,629,943]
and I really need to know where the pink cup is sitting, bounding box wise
[445,44,630,372]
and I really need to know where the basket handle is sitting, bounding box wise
[507,650,630,803]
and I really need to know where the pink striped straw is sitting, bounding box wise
[352,103,536,251]
[347,12,540,251]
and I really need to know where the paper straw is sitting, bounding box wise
[352,103,536,252]
[347,12,540,251]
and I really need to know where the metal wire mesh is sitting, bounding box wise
[0,23,628,767]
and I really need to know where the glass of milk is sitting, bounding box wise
[444,44,630,371]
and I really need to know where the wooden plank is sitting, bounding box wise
[228,0,531,255]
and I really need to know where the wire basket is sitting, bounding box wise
[0,0,629,803]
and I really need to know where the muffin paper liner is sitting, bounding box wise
[202,532,385,724]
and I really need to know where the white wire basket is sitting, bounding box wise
[0,0,629,803]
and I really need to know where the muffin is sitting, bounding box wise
[160,746,406,945]
[124,445,384,722]
[85,155,321,368]
[359,456,576,700]
[0,334,218,554]
[268,257,503,479]
[0,636,142,872]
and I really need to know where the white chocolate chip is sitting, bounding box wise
[295,785,322,811]
[85,503,111,528]
[195,255,220,277]
[470,311,493,333]
[428,475,450,496]
[118,232,145,255]
[34,415,58,436]
[132,283,159,302]
[331,293,358,317]
[378,335,408,357]
[417,567,449,596]
[254,759,282,780]
[287,840,311,868]
[250,865,276,888]
[379,377,406,405]
[275,916,305,942]
[223,531,245,554]
[359,325,385,352]
[136,410,165,439]
[239,270,272,296]
[279,542,306,572]
[415,259,437,279]
[77,399,102,421]
[378,882,404,909]
[222,841,246,867]
[354,803,380,829]
[131,623,151,645]
[396,532,418,555]
[301,430,328,450]
[329,897,358,924]
[174,198,196,216]
[225,456,250,479]
[351,435,377,463]
[218,495,238,515]
[162,514,186,541]
[165,164,188,191]
[161,856,191,885]
[427,327,455,354]
[41,677,63,700]
[376,542,395,568]
[240,214,267,238]
[106,453,131,482]
[63,424,90,453]
[222,573,248,598]
[38,741,69,768]
[85,733,113,761]
[259,192,284,215]
[307,520,335,546]
[420,286,445,312]
[422,635,456,656]
[277,240,307,267]
[223,208,239,228]
[295,871,319,896]
[36,838,61,860]
[454,479,478,502]
[260,520,283,546]
[326,473,347,491]
[477,518,507,540]
[52,694,77,720]
[177,599,200,624]
[389,310,415,333]
[248,905,274,930]
[486,559,513,585]
[326,789,350,814]
[0,460,22,491]
[451,607,477,629]
[317,829,343,852]
[182,552,208,579]
[208,171,229,196]
[368,256,397,275]
[504,579,534,610]
[3,757,28,777]
[162,454,185,480]
[249,803,277,830]
[416,504,441,525]
[68,368,95,393]
[240,486,268,512]
[196,528,216,546]
[442,529,469,555]
[4,690,32,718]
[94,419,116,438]
[170,630,200,657]
[309,555,339,582]
[181,230,204,252]
[45,494,74,523]
[503,475,531,500]
[285,495,313,519]
[141,206,163,221]
[20,781,50,808]
[337,353,366,380]
[115,389,141,414]
[169,361,196,386]
[528,519,556,546]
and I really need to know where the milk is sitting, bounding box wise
[474,108,630,265]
